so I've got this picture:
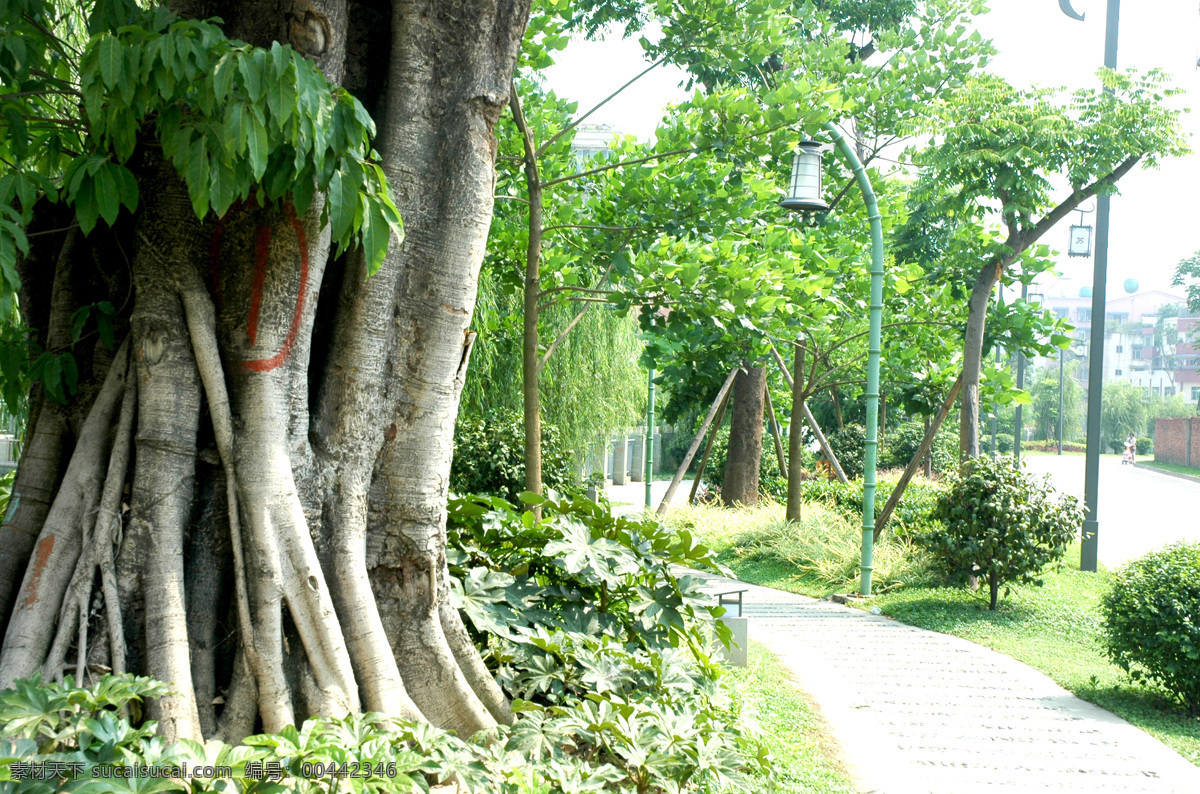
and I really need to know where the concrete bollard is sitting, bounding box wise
[612,437,628,485]
[630,434,644,482]
[718,616,748,667]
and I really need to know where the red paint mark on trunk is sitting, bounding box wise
[245,225,272,346]
[240,204,308,373]
[22,535,54,607]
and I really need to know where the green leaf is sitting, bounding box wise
[97,35,123,90]
[246,114,269,181]
[94,166,121,227]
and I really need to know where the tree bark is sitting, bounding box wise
[0,0,533,744]
[960,264,999,458]
[510,87,544,503]
[722,366,765,507]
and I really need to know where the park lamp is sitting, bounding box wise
[780,141,830,213]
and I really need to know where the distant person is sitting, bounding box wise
[1123,432,1136,466]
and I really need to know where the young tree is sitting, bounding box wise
[911,72,1187,457]
[0,0,529,742]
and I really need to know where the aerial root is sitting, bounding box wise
[44,342,136,684]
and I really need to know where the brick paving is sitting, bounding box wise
[682,568,1200,794]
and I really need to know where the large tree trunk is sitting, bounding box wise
[0,0,530,745]
[722,366,766,506]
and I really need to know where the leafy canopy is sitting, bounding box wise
[0,0,402,307]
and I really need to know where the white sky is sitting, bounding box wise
[545,1,1200,296]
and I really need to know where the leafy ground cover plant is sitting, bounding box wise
[0,673,494,793]
[446,492,772,792]
[924,455,1082,609]
[1101,542,1200,716]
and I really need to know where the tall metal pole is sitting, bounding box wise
[645,367,655,508]
[1014,283,1028,462]
[824,122,884,598]
[1080,0,1121,573]
[1058,348,1065,455]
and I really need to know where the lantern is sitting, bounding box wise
[780,141,829,213]
[1068,224,1093,257]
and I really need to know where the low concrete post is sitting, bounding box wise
[630,434,645,482]
[612,437,629,485]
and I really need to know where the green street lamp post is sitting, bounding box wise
[646,366,655,509]
[782,122,885,597]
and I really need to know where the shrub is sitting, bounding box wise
[1136,436,1153,456]
[993,432,1014,454]
[796,476,945,539]
[922,455,1083,610]
[1022,440,1087,453]
[1101,542,1200,715]
[826,423,866,479]
[451,410,579,503]
[879,419,956,473]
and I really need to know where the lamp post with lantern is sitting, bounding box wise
[781,123,884,597]
[1061,0,1121,572]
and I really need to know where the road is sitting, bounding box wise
[1023,453,1200,569]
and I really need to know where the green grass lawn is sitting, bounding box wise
[1143,459,1200,478]
[727,642,856,794]
[671,503,1200,767]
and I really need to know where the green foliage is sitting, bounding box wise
[993,432,1014,455]
[1030,363,1085,442]
[721,506,932,593]
[878,418,956,473]
[796,476,944,540]
[0,673,520,793]
[924,455,1083,610]
[451,411,579,503]
[447,492,730,656]
[1101,380,1148,448]
[1101,542,1200,716]
[2,1,400,267]
[1136,437,1153,456]
[1146,392,1195,440]
[1173,249,1200,315]
[447,492,771,792]
[825,423,865,480]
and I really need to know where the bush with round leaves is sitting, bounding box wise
[826,423,866,480]
[922,455,1082,610]
[1136,436,1153,456]
[1101,542,1200,715]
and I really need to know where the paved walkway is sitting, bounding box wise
[681,568,1200,794]
[605,478,693,517]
